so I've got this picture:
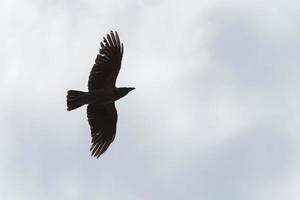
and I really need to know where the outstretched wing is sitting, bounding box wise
[88,31,124,91]
[87,103,117,158]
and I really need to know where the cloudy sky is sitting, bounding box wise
[1,0,300,199]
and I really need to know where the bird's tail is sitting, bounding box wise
[66,90,88,111]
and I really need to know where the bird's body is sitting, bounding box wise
[66,31,134,158]
[88,88,116,105]
[67,87,134,109]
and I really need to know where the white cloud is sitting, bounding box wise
[1,0,300,199]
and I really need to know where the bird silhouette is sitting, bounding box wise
[66,31,134,158]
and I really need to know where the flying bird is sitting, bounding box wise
[66,31,134,158]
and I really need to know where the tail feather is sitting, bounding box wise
[67,90,88,111]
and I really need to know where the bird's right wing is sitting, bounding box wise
[87,103,118,158]
[88,31,124,91]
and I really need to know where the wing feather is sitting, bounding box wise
[88,31,123,91]
[106,33,114,47]
[110,31,117,47]
[87,103,117,158]
[115,31,120,48]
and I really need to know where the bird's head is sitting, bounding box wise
[115,87,135,100]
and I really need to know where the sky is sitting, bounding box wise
[1,0,300,199]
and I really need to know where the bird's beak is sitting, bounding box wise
[128,87,135,91]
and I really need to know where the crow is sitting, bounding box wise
[66,31,134,158]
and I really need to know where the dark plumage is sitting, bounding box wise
[66,31,134,158]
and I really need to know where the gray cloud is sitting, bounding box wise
[1,0,299,199]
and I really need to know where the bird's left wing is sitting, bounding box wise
[88,31,124,91]
[87,103,117,158]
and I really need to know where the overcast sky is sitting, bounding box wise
[1,0,300,199]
